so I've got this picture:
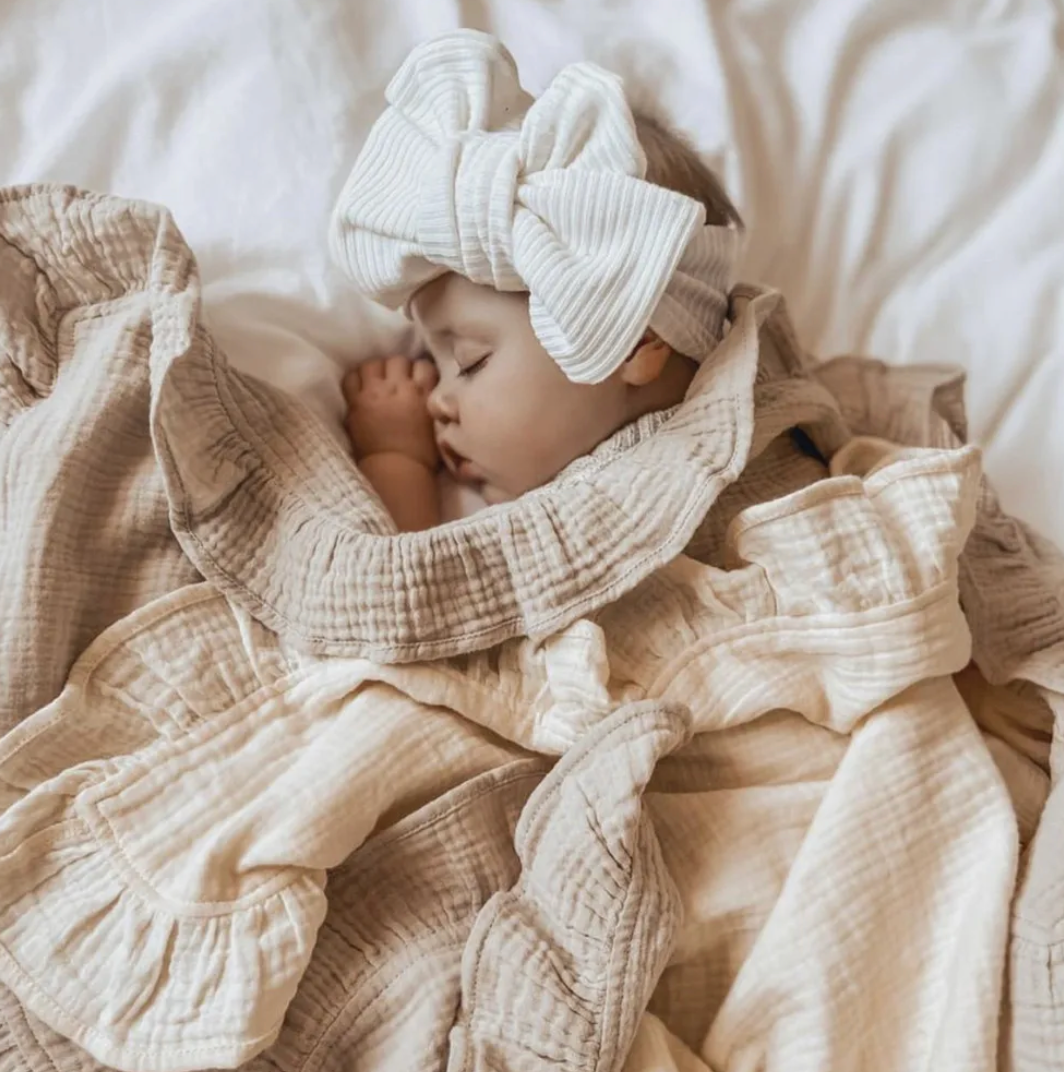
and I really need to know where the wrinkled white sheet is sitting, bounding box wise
[2,0,1061,537]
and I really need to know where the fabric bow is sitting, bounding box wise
[330,29,737,383]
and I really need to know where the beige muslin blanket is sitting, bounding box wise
[0,186,1061,1072]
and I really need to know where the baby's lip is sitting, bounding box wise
[439,440,483,484]
[438,440,462,476]
[456,458,484,483]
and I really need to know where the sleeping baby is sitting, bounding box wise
[0,30,1041,1072]
[329,29,745,531]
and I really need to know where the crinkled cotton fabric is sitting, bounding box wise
[0,186,1061,1072]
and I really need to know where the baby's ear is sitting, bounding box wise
[620,332,672,386]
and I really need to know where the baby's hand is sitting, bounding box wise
[343,356,439,471]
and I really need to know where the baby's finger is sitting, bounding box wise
[341,367,362,404]
[412,358,439,392]
[360,359,387,380]
[385,354,411,380]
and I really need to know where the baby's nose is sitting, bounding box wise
[427,383,457,424]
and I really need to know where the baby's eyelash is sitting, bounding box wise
[458,353,491,379]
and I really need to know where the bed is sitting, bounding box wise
[3,0,1060,539]
[1,3,1062,1072]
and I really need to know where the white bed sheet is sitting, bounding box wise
[2,0,1061,539]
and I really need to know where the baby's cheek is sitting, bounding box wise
[472,386,571,491]
[510,430,585,494]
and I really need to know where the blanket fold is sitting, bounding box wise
[0,186,201,735]
[817,357,1064,1072]
[0,440,983,1068]
[0,184,1061,1072]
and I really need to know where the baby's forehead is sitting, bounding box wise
[411,272,528,340]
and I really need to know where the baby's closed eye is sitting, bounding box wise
[458,352,491,379]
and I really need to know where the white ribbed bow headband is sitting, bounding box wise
[329,29,740,384]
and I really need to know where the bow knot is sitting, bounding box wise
[419,131,525,289]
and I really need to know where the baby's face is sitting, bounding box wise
[411,273,633,502]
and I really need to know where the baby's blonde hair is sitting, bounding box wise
[633,111,743,229]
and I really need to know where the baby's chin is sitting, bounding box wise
[452,470,513,506]
[479,483,514,506]
[436,438,564,506]
[437,444,514,504]
[476,462,575,504]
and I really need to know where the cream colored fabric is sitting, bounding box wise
[328,29,740,383]
[0,187,201,733]
[0,441,1006,1071]
[816,356,1064,1072]
[1,185,1062,1072]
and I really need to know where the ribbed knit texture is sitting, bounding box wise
[328,30,738,383]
